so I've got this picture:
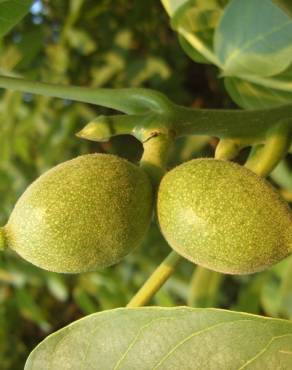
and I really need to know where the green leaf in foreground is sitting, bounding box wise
[0,0,32,39]
[25,307,292,370]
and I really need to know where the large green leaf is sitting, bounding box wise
[25,307,292,369]
[0,0,32,39]
[215,0,292,77]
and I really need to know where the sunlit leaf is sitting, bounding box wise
[215,0,292,77]
[171,0,225,64]
[25,307,292,369]
[160,0,189,16]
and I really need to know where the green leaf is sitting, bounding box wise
[161,0,189,16]
[0,0,32,39]
[215,0,292,77]
[15,288,51,332]
[225,61,292,108]
[224,76,292,108]
[171,1,223,31]
[178,34,211,63]
[171,0,225,65]
[16,28,44,71]
[25,307,292,369]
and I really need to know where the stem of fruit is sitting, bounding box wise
[245,122,292,177]
[0,228,6,251]
[126,250,181,308]
[214,120,292,176]
[140,133,174,187]
[127,131,183,308]
[215,139,242,161]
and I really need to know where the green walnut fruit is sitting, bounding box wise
[0,154,153,273]
[157,158,292,274]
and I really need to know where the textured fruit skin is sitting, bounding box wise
[3,154,153,273]
[157,159,292,274]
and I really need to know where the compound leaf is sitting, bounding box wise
[25,307,292,370]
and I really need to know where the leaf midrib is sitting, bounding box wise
[222,19,292,72]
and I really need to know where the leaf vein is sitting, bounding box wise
[152,319,251,369]
[224,20,292,71]
[238,333,292,370]
[113,316,178,370]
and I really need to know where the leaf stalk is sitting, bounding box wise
[0,75,173,114]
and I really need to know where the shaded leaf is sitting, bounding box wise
[178,34,211,63]
[261,256,292,319]
[271,159,292,190]
[0,0,32,39]
[171,0,225,64]
[188,266,223,307]
[16,28,44,71]
[25,307,292,369]
[224,75,292,108]
[15,289,51,332]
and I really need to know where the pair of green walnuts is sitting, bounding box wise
[1,153,292,275]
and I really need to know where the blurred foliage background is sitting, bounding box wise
[0,1,292,369]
